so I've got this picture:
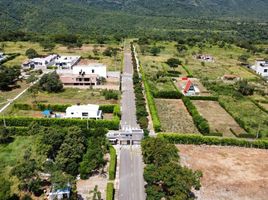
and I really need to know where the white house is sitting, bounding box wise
[73,64,107,78]
[58,63,107,86]
[55,55,81,70]
[0,52,6,62]
[22,54,58,69]
[251,60,268,79]
[65,104,102,119]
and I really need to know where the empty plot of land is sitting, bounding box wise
[192,100,244,137]
[155,99,199,134]
[178,145,268,200]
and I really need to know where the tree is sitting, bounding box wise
[166,58,182,69]
[28,84,39,104]
[236,80,254,96]
[26,74,38,84]
[25,48,39,59]
[0,65,21,90]
[88,185,101,200]
[40,41,55,51]
[38,71,63,93]
[0,178,11,200]
[150,46,161,56]
[238,54,250,63]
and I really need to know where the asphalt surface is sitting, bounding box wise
[119,146,146,200]
[120,52,139,130]
[118,50,146,200]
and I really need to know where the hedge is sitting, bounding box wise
[188,96,219,101]
[13,103,117,113]
[153,90,182,99]
[182,96,210,135]
[108,146,117,180]
[6,127,29,136]
[137,59,161,132]
[1,117,120,130]
[182,66,193,78]
[106,183,114,200]
[250,99,268,114]
[159,133,268,149]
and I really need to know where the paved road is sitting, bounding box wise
[119,146,145,200]
[120,52,139,130]
[118,49,146,200]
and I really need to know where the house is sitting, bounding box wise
[65,104,102,119]
[55,55,81,70]
[251,60,268,79]
[0,52,7,62]
[49,187,71,200]
[196,54,214,62]
[58,63,107,86]
[22,54,58,69]
[182,80,200,96]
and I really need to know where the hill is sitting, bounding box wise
[0,0,267,37]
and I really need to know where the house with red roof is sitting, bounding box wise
[182,79,200,96]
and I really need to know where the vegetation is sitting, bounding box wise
[25,48,38,59]
[38,71,63,93]
[142,137,202,200]
[108,146,117,180]
[106,183,114,200]
[0,65,21,91]
[159,133,268,149]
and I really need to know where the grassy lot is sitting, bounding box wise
[0,81,30,109]
[15,88,118,105]
[219,96,268,137]
[155,99,200,134]
[0,41,123,71]
[193,100,245,137]
[0,136,43,193]
[137,41,265,80]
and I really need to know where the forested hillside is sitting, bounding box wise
[0,0,268,40]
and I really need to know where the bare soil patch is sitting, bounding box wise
[177,145,268,200]
[260,103,268,111]
[193,100,244,137]
[155,99,199,134]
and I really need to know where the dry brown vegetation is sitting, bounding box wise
[192,100,245,137]
[178,144,268,200]
[155,99,199,134]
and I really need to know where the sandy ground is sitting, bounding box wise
[155,99,200,134]
[177,145,268,200]
[193,100,245,137]
[260,103,268,111]
[76,154,110,200]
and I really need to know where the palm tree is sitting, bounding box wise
[88,185,101,200]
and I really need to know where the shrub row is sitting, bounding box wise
[250,99,268,114]
[188,96,219,101]
[131,44,161,132]
[131,44,149,130]
[182,66,193,78]
[159,133,268,149]
[5,126,29,136]
[1,117,120,130]
[108,146,117,180]
[182,96,211,135]
[13,103,117,114]
[153,90,182,99]
[0,53,20,65]
[106,183,114,200]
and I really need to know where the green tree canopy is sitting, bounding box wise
[38,71,63,93]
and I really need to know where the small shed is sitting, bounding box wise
[183,80,200,96]
[42,110,52,118]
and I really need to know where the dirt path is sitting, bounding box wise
[177,144,268,200]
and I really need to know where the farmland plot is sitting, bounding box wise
[155,99,199,134]
[192,100,245,137]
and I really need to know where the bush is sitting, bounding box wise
[108,146,117,180]
[182,96,210,135]
[1,117,120,130]
[188,96,219,101]
[106,183,114,200]
[39,71,63,93]
[25,48,38,59]
[0,53,20,65]
[159,133,268,149]
[102,90,119,100]
[153,90,182,99]
[113,105,121,117]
